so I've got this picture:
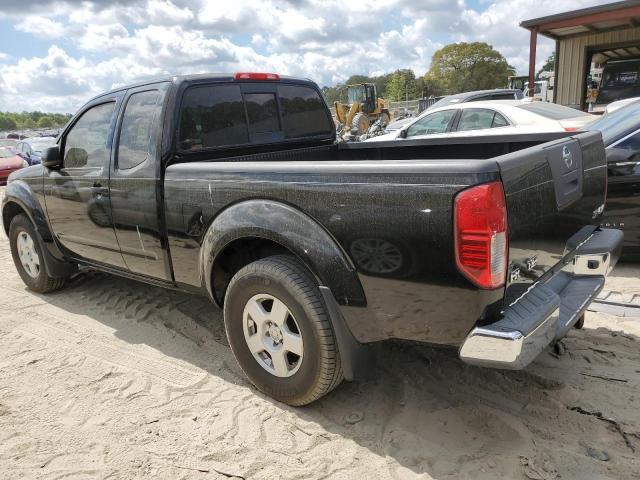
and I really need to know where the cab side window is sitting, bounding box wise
[64,102,116,169]
[117,90,162,170]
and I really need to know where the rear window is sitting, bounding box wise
[470,93,516,101]
[179,83,332,151]
[516,102,590,120]
[245,93,280,135]
[179,85,248,150]
[279,85,333,138]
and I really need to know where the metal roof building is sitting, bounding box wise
[521,1,640,109]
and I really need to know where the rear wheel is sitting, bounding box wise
[223,255,343,406]
[9,214,67,293]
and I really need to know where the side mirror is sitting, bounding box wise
[399,129,408,139]
[41,145,62,168]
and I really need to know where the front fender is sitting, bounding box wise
[2,179,52,241]
[200,200,366,307]
[3,178,76,278]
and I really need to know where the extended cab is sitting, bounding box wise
[2,73,622,405]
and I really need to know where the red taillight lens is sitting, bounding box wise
[564,127,578,132]
[234,72,280,80]
[454,181,508,289]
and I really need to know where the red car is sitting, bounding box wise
[0,147,27,186]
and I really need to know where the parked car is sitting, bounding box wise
[428,89,525,110]
[584,101,640,254]
[383,116,414,133]
[16,136,57,165]
[383,90,525,134]
[367,100,595,142]
[2,73,620,406]
[0,138,19,153]
[0,147,28,185]
[605,96,640,114]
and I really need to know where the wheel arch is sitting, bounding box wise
[200,200,366,308]
[2,180,52,241]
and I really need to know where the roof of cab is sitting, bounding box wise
[87,73,317,104]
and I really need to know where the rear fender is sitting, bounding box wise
[200,200,366,307]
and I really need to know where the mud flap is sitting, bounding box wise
[319,286,372,381]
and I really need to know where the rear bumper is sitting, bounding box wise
[459,228,623,370]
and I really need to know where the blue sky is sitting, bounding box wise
[0,0,612,113]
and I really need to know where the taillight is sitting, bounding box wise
[564,127,578,132]
[234,72,280,80]
[454,181,508,289]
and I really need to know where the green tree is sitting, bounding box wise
[0,111,72,131]
[37,116,56,128]
[0,114,17,130]
[385,69,420,102]
[536,53,555,80]
[425,42,515,95]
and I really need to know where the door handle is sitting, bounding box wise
[91,182,109,197]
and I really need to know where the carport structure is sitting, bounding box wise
[521,1,640,109]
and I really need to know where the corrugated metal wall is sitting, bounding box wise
[557,27,640,108]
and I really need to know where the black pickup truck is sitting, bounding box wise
[2,73,622,406]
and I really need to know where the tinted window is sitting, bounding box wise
[179,85,248,150]
[470,93,516,101]
[118,90,162,169]
[457,109,497,132]
[245,93,280,135]
[64,102,115,168]
[279,85,333,139]
[516,102,590,120]
[406,110,456,137]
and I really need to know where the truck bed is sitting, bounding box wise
[164,132,607,346]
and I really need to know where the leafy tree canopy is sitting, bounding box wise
[424,42,515,95]
[0,111,71,131]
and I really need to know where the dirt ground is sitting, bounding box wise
[0,186,639,480]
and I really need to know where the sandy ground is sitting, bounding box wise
[0,187,639,480]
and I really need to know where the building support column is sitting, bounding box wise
[528,28,538,98]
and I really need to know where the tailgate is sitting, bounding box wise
[496,131,608,304]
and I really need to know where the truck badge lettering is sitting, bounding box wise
[562,146,573,169]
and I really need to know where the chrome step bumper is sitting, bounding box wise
[459,228,623,370]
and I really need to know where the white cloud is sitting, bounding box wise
[15,16,65,39]
[0,0,621,112]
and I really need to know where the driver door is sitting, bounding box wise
[44,96,127,268]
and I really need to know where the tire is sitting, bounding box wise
[351,112,370,135]
[223,255,343,406]
[9,214,67,293]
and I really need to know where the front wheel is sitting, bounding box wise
[223,255,343,406]
[9,214,67,293]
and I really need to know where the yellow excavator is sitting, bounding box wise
[334,83,391,137]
